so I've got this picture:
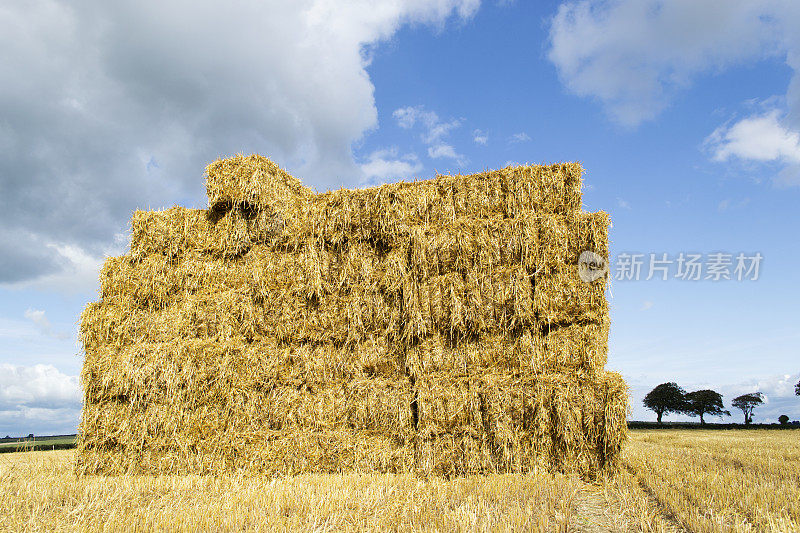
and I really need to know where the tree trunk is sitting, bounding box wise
[657,411,663,424]
[700,412,705,425]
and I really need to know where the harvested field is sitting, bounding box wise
[5,430,798,531]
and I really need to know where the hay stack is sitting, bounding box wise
[78,154,627,479]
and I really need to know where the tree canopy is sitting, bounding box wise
[732,393,763,425]
[684,389,730,425]
[643,382,687,424]
[796,379,799,396]
[779,414,789,425]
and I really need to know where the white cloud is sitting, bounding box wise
[428,143,463,163]
[0,364,80,411]
[0,364,82,435]
[0,0,480,285]
[359,148,423,185]
[705,110,800,186]
[508,132,531,143]
[640,301,653,311]
[547,1,798,127]
[425,120,462,145]
[393,106,426,129]
[392,105,467,165]
[707,111,800,164]
[473,129,488,145]
[617,197,631,209]
[23,309,69,341]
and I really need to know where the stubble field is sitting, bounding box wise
[1,429,797,532]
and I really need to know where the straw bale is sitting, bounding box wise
[536,211,610,272]
[396,265,537,342]
[245,242,389,302]
[83,282,395,358]
[405,217,518,279]
[82,375,414,438]
[405,334,506,379]
[79,153,623,479]
[501,163,583,217]
[413,371,627,478]
[534,265,608,325]
[414,432,498,477]
[205,153,313,211]
[300,287,393,346]
[178,289,267,342]
[99,253,245,309]
[79,415,414,476]
[293,162,583,250]
[537,321,609,372]
[403,323,608,379]
[79,297,180,352]
[594,371,628,467]
[130,207,256,260]
[80,292,263,352]
[398,212,607,286]
[82,337,409,406]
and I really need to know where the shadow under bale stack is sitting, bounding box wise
[78,154,627,479]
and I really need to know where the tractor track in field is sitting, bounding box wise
[622,462,688,533]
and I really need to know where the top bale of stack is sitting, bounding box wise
[205,154,315,216]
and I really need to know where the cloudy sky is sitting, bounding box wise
[1,0,799,435]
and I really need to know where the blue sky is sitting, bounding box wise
[1,0,799,435]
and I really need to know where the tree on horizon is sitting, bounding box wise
[684,389,730,425]
[643,382,687,424]
[732,392,764,425]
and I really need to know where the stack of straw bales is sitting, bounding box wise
[78,154,627,479]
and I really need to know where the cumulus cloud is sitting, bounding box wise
[706,111,800,164]
[0,0,480,285]
[473,129,488,145]
[547,1,797,127]
[0,364,80,411]
[359,148,423,185]
[0,364,81,435]
[705,110,800,186]
[616,197,631,210]
[393,105,467,165]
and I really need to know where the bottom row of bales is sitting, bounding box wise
[77,335,626,479]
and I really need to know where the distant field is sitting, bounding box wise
[0,435,76,452]
[1,430,797,531]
